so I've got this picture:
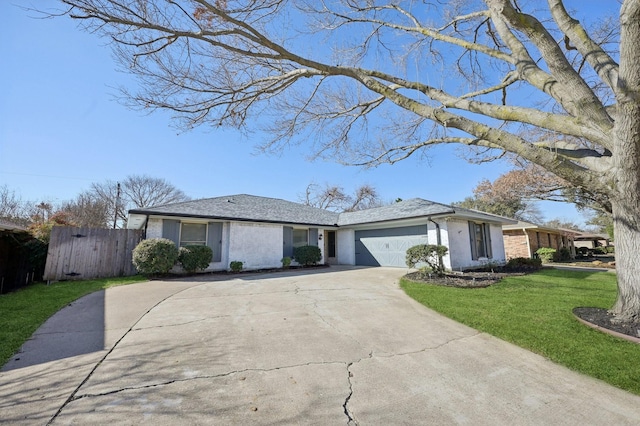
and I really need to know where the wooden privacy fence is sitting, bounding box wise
[44,226,144,281]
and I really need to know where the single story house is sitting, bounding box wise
[127,194,516,271]
[502,220,579,259]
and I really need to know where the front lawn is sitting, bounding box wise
[0,276,147,367]
[400,269,640,395]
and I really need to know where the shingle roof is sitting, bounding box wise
[0,219,28,232]
[129,194,340,226]
[129,195,515,228]
[337,198,455,226]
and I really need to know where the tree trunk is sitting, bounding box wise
[610,0,640,322]
[611,198,640,322]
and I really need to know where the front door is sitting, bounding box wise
[325,231,337,264]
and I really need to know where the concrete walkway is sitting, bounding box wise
[2,266,639,425]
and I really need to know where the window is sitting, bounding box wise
[469,222,493,260]
[293,229,308,248]
[180,223,207,246]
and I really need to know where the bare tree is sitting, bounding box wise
[0,185,30,225]
[346,184,383,212]
[55,1,640,320]
[58,191,111,228]
[90,175,190,227]
[301,183,382,212]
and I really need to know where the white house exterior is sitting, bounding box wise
[127,194,515,271]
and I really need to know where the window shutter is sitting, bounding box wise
[162,219,180,247]
[283,226,293,258]
[309,228,319,246]
[468,221,478,260]
[207,222,223,262]
[485,224,493,259]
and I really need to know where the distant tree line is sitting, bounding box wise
[0,175,190,234]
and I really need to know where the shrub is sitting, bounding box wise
[405,244,448,276]
[557,247,571,262]
[281,256,291,269]
[293,245,322,266]
[535,247,556,263]
[230,261,243,272]
[132,238,179,276]
[22,238,48,276]
[178,245,213,273]
[505,257,542,271]
[605,246,615,254]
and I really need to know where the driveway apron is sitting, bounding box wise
[2,266,640,425]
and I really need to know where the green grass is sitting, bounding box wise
[401,269,640,395]
[0,276,147,367]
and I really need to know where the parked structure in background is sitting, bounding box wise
[573,233,613,250]
[502,221,579,260]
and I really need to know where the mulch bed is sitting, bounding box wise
[573,307,640,343]
[403,270,526,288]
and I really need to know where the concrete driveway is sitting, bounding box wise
[2,266,640,425]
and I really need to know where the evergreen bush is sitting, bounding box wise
[178,245,213,273]
[230,261,243,272]
[281,256,291,268]
[132,238,179,276]
[405,244,448,276]
[293,245,322,266]
[535,247,556,263]
[505,257,542,270]
[557,247,571,262]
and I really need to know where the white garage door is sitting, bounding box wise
[355,225,429,267]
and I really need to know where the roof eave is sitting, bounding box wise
[129,210,338,228]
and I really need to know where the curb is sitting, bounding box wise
[573,313,640,344]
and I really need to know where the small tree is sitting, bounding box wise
[178,245,213,273]
[406,244,448,277]
[132,238,179,276]
[293,245,322,266]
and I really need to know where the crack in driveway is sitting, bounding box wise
[69,360,349,400]
[343,361,356,425]
[44,270,479,424]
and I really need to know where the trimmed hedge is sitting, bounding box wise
[293,245,322,266]
[505,257,542,270]
[132,238,179,276]
[230,261,243,272]
[178,245,213,273]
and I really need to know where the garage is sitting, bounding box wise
[355,225,429,267]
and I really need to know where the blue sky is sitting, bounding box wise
[0,1,616,226]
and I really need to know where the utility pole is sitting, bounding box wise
[113,182,121,229]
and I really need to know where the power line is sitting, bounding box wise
[0,171,97,182]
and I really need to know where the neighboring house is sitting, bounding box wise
[127,194,516,271]
[573,232,612,250]
[502,221,579,260]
